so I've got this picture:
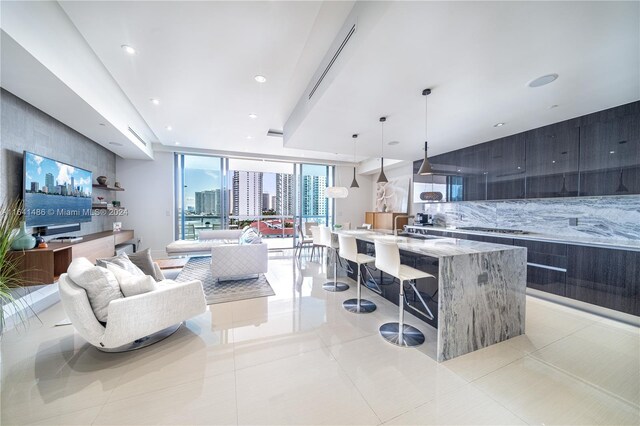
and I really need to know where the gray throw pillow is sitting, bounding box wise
[240,227,262,245]
[127,248,163,281]
[67,257,123,322]
[97,252,145,276]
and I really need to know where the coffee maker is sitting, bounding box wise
[415,212,434,226]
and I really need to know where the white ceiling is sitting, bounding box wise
[59,0,357,162]
[284,1,640,160]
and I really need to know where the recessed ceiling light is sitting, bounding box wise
[388,141,400,146]
[166,125,172,131]
[254,75,267,83]
[527,73,559,88]
[121,45,136,55]
[248,113,258,119]
[175,141,180,145]
[609,150,615,154]
[246,135,254,139]
[150,98,160,105]
[108,142,123,147]
[494,122,505,127]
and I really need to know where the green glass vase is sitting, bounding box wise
[11,221,36,250]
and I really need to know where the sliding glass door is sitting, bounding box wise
[175,154,227,240]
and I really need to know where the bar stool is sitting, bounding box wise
[319,226,349,292]
[374,238,435,347]
[337,234,376,313]
[309,226,323,263]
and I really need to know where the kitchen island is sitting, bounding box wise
[336,229,527,362]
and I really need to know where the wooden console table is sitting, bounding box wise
[9,230,134,285]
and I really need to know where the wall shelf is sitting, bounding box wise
[92,204,125,210]
[92,184,124,191]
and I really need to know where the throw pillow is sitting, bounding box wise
[106,264,157,297]
[240,226,262,245]
[97,252,145,276]
[127,248,163,281]
[67,257,123,322]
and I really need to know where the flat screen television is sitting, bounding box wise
[23,151,93,227]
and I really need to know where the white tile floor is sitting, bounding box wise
[2,254,639,425]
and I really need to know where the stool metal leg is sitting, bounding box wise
[379,279,425,347]
[343,263,376,313]
[323,248,349,292]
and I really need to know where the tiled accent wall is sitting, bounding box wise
[0,89,116,236]
[421,195,640,243]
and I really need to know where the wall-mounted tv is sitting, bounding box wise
[23,151,93,227]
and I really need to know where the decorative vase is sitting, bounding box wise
[96,176,108,186]
[11,221,36,250]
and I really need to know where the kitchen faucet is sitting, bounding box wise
[394,215,414,236]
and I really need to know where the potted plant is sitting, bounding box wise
[0,199,29,333]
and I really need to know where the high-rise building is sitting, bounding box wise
[271,195,276,213]
[45,173,54,192]
[262,193,271,211]
[275,173,294,216]
[301,175,326,216]
[232,171,263,216]
[30,182,39,192]
[195,189,222,215]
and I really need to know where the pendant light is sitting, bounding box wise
[377,117,388,183]
[350,134,360,188]
[325,153,349,198]
[417,88,434,175]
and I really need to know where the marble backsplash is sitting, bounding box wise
[421,195,640,243]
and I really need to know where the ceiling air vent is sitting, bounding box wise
[267,129,284,138]
[128,126,147,146]
[308,23,356,100]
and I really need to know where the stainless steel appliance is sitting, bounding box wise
[415,213,434,226]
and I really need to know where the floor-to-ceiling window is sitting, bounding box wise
[175,154,334,248]
[175,154,226,240]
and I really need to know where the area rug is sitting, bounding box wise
[175,256,275,305]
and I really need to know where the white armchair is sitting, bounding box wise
[59,274,206,351]
[210,243,268,281]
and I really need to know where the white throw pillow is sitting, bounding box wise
[67,257,123,322]
[97,253,145,276]
[106,263,158,297]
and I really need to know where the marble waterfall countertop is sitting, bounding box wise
[336,229,520,257]
[336,228,527,362]
[406,225,640,252]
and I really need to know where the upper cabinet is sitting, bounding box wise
[412,101,639,202]
[525,121,580,198]
[578,106,640,196]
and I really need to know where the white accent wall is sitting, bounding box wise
[334,166,374,229]
[116,153,175,259]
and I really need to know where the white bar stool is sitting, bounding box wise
[338,234,376,313]
[319,226,349,292]
[374,239,435,347]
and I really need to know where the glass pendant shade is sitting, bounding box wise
[616,169,629,193]
[350,134,360,188]
[377,117,388,183]
[418,141,433,175]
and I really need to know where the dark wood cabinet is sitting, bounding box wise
[566,246,639,316]
[460,144,489,201]
[578,109,640,196]
[486,134,527,200]
[514,240,567,296]
[526,121,580,198]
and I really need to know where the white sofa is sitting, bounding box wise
[59,272,206,351]
[166,229,243,257]
[210,243,268,281]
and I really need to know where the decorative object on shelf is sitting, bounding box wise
[11,220,36,250]
[114,182,121,189]
[96,176,108,186]
[350,134,360,188]
[377,117,388,184]
[417,88,434,175]
[96,196,106,204]
[111,200,121,208]
[616,169,629,193]
[34,233,45,247]
[38,241,48,249]
[113,222,122,232]
[326,152,349,199]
